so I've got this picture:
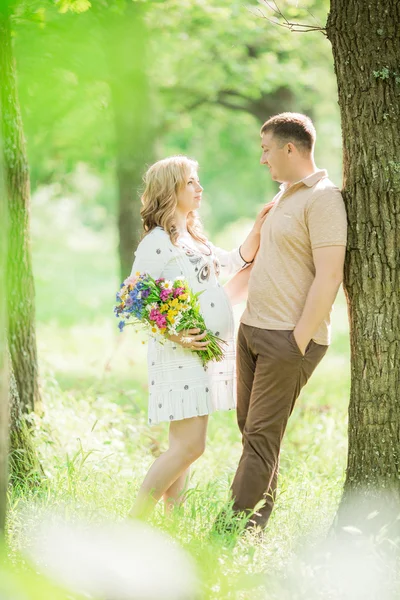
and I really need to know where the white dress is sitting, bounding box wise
[130,227,248,425]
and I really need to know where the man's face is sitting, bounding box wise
[260,131,290,183]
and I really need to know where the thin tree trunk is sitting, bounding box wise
[0,98,9,536]
[0,0,40,414]
[8,354,42,486]
[102,3,155,281]
[327,0,400,526]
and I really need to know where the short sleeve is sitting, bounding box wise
[130,229,172,279]
[209,243,249,278]
[306,190,347,250]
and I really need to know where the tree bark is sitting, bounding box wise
[0,0,40,414]
[102,3,155,281]
[327,0,400,526]
[8,354,42,486]
[0,99,9,536]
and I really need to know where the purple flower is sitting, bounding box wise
[118,320,125,332]
[141,288,151,299]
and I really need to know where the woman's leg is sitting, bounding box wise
[163,468,190,515]
[163,422,192,513]
[129,415,208,519]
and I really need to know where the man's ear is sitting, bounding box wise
[287,142,295,155]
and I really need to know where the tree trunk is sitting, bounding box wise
[8,354,42,486]
[0,344,8,536]
[327,1,400,526]
[103,3,155,281]
[0,1,40,414]
[0,102,9,536]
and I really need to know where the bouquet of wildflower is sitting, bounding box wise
[114,272,226,366]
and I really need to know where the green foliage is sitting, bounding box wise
[13,0,342,236]
[14,9,113,188]
[0,557,79,600]
[57,0,91,13]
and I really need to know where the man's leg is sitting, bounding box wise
[249,456,279,528]
[236,324,257,434]
[211,324,256,535]
[231,330,327,529]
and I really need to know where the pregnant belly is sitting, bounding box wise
[198,287,234,340]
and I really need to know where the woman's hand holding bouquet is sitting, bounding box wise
[114,273,225,366]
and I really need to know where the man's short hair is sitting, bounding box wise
[260,112,316,153]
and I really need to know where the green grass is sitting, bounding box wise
[5,186,352,599]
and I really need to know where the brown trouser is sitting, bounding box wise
[231,324,328,529]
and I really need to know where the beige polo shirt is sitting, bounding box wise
[241,170,347,345]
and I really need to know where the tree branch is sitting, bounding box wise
[253,1,327,36]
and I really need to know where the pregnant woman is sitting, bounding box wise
[129,155,271,518]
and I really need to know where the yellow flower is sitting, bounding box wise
[159,305,169,313]
[169,298,179,307]
[179,293,188,301]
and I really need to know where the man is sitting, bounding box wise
[224,112,347,531]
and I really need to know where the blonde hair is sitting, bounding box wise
[140,155,207,246]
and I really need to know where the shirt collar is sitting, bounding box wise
[279,169,328,192]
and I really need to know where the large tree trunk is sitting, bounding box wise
[103,3,155,281]
[0,0,40,414]
[327,1,400,526]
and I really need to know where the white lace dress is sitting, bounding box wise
[130,226,248,425]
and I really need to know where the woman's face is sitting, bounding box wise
[176,168,203,214]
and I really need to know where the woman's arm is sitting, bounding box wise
[224,264,254,305]
[210,201,275,279]
[239,202,275,263]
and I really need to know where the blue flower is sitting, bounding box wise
[118,320,125,332]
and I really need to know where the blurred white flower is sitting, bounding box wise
[24,513,198,600]
[272,492,399,600]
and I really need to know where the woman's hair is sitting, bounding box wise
[140,155,207,245]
